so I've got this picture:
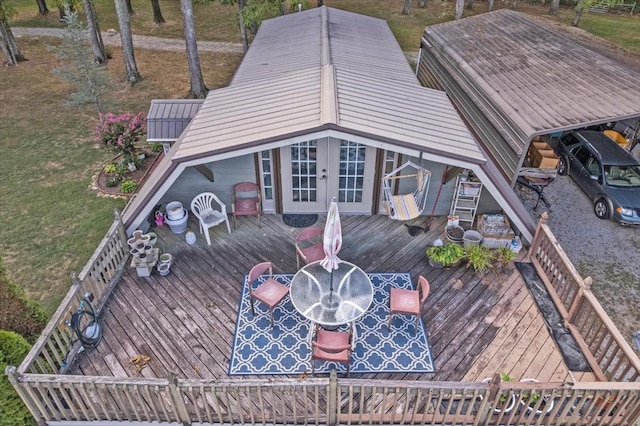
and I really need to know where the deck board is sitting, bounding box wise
[70,214,577,384]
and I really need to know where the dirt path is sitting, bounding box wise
[13,27,245,54]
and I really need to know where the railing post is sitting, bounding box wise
[5,366,46,426]
[167,374,191,426]
[526,211,548,262]
[327,370,338,426]
[567,276,591,324]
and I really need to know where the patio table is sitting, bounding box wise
[289,260,374,331]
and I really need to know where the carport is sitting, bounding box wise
[416,9,640,186]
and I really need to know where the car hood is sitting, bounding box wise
[607,187,640,208]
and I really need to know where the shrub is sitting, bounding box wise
[105,176,120,187]
[0,258,47,342]
[120,179,137,194]
[95,112,146,163]
[0,330,36,426]
[104,163,117,174]
[149,142,164,153]
[425,243,465,267]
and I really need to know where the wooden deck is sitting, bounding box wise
[69,214,590,383]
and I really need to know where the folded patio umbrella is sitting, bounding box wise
[319,199,342,273]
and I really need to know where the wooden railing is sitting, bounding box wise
[4,371,640,425]
[14,210,129,377]
[529,213,640,383]
[6,213,640,425]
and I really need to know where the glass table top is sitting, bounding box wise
[289,260,373,327]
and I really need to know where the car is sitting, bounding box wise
[555,130,640,225]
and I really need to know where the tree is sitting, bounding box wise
[317,0,322,6]
[150,0,165,24]
[488,0,495,11]
[455,0,464,19]
[180,0,208,98]
[82,0,107,63]
[50,0,79,21]
[549,0,560,15]
[418,0,426,8]
[48,8,112,114]
[35,0,48,14]
[402,0,411,15]
[221,0,248,52]
[125,0,134,15]
[0,0,25,65]
[114,0,142,83]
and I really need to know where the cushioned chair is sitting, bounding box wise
[295,227,325,269]
[247,262,289,328]
[388,275,430,335]
[190,192,231,245]
[232,182,261,228]
[311,323,353,376]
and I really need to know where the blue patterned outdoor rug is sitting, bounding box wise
[229,273,436,375]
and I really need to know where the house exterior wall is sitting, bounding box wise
[160,154,257,210]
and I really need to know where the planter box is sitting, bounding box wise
[477,214,514,248]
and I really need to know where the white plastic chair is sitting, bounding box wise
[190,192,231,245]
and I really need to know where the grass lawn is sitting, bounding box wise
[2,1,639,316]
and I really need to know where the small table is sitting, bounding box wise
[289,260,374,331]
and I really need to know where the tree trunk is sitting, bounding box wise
[572,1,585,26]
[35,0,49,14]
[180,0,207,98]
[83,0,107,63]
[418,0,426,8]
[114,0,142,83]
[238,0,248,53]
[455,0,464,19]
[465,0,473,9]
[549,0,560,15]
[0,18,25,65]
[488,0,495,10]
[125,0,134,15]
[317,0,323,6]
[402,0,411,15]
[57,4,74,21]
[151,0,165,24]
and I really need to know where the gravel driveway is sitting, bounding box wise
[517,174,640,350]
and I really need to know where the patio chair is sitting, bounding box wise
[247,262,289,328]
[231,182,261,229]
[295,227,325,269]
[388,275,430,335]
[311,323,353,376]
[190,192,231,245]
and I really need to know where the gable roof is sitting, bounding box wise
[421,9,640,150]
[147,99,204,142]
[125,7,521,237]
[171,7,482,164]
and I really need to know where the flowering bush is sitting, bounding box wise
[95,112,146,162]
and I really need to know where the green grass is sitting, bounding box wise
[0,37,241,314]
[3,0,639,317]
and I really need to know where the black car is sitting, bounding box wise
[555,130,640,225]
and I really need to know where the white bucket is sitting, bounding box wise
[165,209,189,234]
[463,230,483,248]
[166,201,185,221]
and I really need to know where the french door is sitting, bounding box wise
[280,138,376,213]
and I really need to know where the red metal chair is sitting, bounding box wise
[295,227,325,269]
[247,262,289,328]
[231,182,261,228]
[388,275,430,335]
[311,323,353,376]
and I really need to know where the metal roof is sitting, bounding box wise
[172,6,482,163]
[422,9,640,143]
[146,99,204,141]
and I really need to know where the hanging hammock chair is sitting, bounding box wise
[382,161,431,221]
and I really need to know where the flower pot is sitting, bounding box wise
[147,232,158,247]
[164,209,189,234]
[127,230,150,249]
[428,258,444,268]
[159,253,173,266]
[157,263,170,276]
[519,378,555,415]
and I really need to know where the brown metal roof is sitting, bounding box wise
[422,9,640,144]
[146,99,204,142]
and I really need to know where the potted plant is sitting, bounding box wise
[465,245,494,273]
[519,378,555,415]
[481,373,517,414]
[425,243,465,268]
[494,246,516,271]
